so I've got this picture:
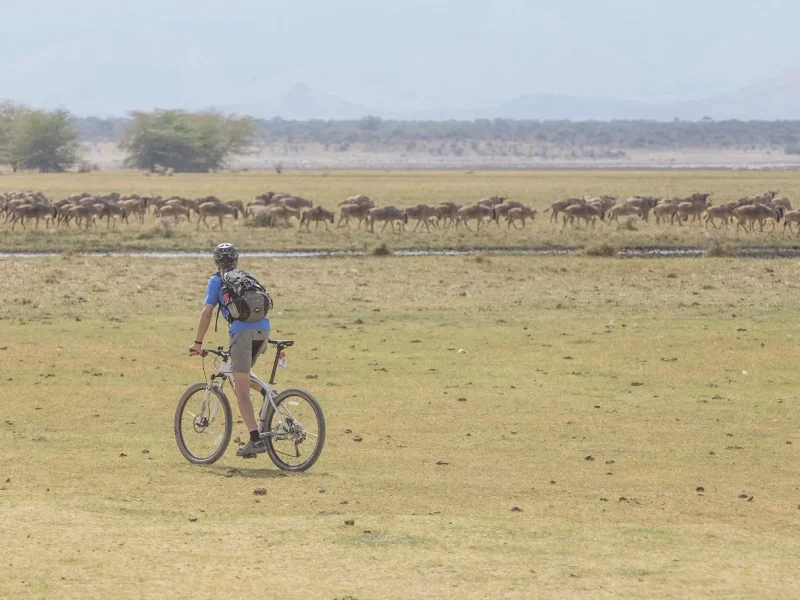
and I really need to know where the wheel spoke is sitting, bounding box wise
[177,387,230,464]
[264,392,324,470]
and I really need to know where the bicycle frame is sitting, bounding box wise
[204,351,297,435]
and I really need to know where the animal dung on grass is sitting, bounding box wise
[253,488,267,496]
[631,381,644,387]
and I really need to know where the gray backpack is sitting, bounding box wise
[218,268,272,324]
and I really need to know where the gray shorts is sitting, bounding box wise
[230,328,270,373]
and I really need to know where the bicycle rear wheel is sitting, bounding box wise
[262,388,325,472]
[175,383,233,465]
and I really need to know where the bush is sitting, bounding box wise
[371,242,392,256]
[584,243,617,257]
[706,238,735,257]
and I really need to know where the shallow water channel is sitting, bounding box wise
[3,246,800,259]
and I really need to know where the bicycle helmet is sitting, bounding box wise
[213,243,239,272]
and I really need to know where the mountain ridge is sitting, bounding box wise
[219,70,800,122]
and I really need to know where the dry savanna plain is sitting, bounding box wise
[4,169,800,252]
[1,170,800,599]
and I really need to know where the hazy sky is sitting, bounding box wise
[1,0,799,115]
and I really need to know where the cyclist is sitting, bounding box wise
[189,243,271,458]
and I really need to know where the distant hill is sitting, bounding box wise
[222,83,378,121]
[687,69,800,120]
[218,71,800,122]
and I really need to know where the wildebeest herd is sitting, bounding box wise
[1,188,797,235]
[545,190,798,233]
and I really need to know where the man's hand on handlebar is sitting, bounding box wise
[189,342,202,356]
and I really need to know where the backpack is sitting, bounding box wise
[216,268,273,327]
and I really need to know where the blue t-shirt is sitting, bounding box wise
[205,274,271,335]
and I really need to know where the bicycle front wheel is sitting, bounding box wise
[175,382,233,465]
[262,388,326,472]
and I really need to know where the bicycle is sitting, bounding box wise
[174,339,325,471]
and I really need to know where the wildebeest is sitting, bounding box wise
[544,198,582,223]
[505,206,537,229]
[456,204,493,232]
[338,201,375,228]
[367,206,407,233]
[299,206,335,231]
[196,202,238,231]
[403,204,441,232]
[435,202,461,229]
[562,203,603,230]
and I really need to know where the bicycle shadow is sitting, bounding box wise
[206,465,292,479]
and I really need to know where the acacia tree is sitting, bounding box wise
[0,103,31,170]
[121,110,255,172]
[4,108,80,172]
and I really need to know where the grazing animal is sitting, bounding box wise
[491,201,526,226]
[99,203,124,228]
[505,206,537,229]
[456,204,493,232]
[196,202,238,231]
[734,204,777,233]
[562,203,603,230]
[544,198,581,223]
[119,198,148,224]
[477,195,507,208]
[703,205,734,229]
[299,206,334,231]
[338,202,374,228]
[654,200,680,225]
[265,205,300,228]
[340,194,371,206]
[279,196,313,211]
[10,203,57,231]
[607,204,641,223]
[675,198,711,225]
[782,210,800,234]
[367,206,407,233]
[435,203,461,229]
[403,204,441,232]
[156,203,190,223]
[774,197,792,212]
[66,204,103,230]
[625,196,658,222]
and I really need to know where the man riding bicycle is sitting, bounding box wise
[189,243,271,458]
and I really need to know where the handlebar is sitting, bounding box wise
[189,339,293,358]
[188,346,229,359]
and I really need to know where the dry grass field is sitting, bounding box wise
[1,254,799,599]
[3,169,800,253]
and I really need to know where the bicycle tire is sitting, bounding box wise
[262,388,326,472]
[174,382,233,465]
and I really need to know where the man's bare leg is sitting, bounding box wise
[233,372,258,432]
